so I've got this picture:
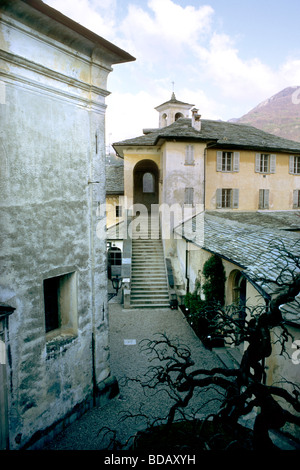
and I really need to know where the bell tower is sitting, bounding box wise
[155,92,195,128]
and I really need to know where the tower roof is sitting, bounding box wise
[155,92,194,111]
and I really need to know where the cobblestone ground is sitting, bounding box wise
[44,303,224,450]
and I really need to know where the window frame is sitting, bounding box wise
[255,153,276,174]
[290,156,300,175]
[142,172,155,193]
[258,189,270,209]
[115,205,122,218]
[184,187,194,205]
[293,189,300,208]
[185,145,195,165]
[216,188,239,209]
[43,272,78,339]
[217,151,240,172]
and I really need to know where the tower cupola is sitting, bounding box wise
[155,93,195,128]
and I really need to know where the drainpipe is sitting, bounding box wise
[0,304,15,450]
[185,244,190,293]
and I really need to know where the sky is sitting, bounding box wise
[44,0,300,148]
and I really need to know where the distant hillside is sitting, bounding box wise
[229,86,300,143]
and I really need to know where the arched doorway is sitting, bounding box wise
[133,160,159,213]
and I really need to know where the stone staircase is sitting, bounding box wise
[130,217,170,308]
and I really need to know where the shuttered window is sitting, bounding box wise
[217,151,240,172]
[255,154,276,173]
[289,156,300,174]
[259,189,270,209]
[184,187,194,205]
[185,145,194,165]
[216,188,239,209]
[293,190,300,208]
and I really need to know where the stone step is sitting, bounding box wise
[131,273,167,278]
[130,302,170,308]
[132,278,168,289]
[132,262,166,267]
[131,293,169,299]
[130,222,169,309]
[131,287,168,293]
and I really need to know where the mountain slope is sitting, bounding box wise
[230,87,300,143]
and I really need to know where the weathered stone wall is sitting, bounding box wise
[0,3,124,449]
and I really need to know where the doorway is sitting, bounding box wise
[133,160,159,213]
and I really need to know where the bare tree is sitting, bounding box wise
[100,239,300,450]
[134,239,300,450]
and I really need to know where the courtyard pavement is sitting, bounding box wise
[44,301,225,451]
[44,299,300,452]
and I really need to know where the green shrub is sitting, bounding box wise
[202,254,226,306]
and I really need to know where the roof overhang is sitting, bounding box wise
[3,0,135,65]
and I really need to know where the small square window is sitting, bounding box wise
[43,272,77,337]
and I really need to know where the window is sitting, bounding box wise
[115,205,122,218]
[216,188,239,209]
[185,145,194,165]
[143,172,154,193]
[217,151,240,172]
[289,156,300,174]
[222,188,232,208]
[259,189,269,209]
[255,153,276,173]
[293,190,300,208]
[43,272,77,336]
[184,187,194,205]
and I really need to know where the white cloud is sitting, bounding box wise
[195,33,280,102]
[106,90,159,144]
[44,0,300,139]
[119,0,214,62]
[44,0,117,40]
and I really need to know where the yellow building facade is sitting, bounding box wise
[113,94,300,220]
[205,149,300,211]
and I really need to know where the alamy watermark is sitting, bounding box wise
[96,201,205,245]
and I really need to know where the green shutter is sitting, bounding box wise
[264,189,269,208]
[289,156,295,174]
[232,189,239,208]
[217,151,222,171]
[216,188,222,208]
[259,189,264,209]
[255,154,261,172]
[185,145,194,164]
[293,189,299,208]
[233,152,240,172]
[270,154,276,173]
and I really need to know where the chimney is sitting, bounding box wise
[191,108,201,131]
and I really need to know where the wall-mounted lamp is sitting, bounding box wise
[111,274,122,294]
